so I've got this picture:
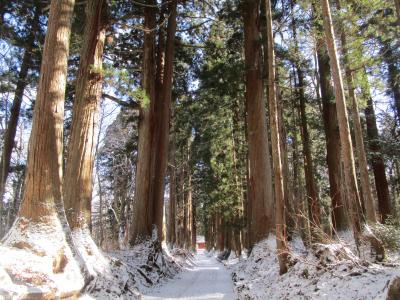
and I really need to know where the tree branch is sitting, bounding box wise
[102,93,140,110]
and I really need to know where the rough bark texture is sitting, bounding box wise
[365,94,391,222]
[265,0,288,274]
[314,28,348,231]
[130,0,177,244]
[0,3,40,226]
[19,0,75,220]
[217,214,225,251]
[320,0,363,242]
[244,120,251,249]
[184,175,190,249]
[242,0,274,246]
[150,0,178,239]
[192,205,197,250]
[64,0,107,230]
[130,2,157,243]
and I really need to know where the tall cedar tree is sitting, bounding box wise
[265,0,288,274]
[1,0,91,290]
[130,1,157,244]
[320,0,363,242]
[64,0,108,230]
[311,3,348,231]
[365,85,392,222]
[242,0,274,246]
[17,0,75,221]
[150,0,178,239]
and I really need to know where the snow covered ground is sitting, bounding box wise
[0,229,188,300]
[0,217,85,299]
[3,227,400,300]
[80,240,188,299]
[226,236,400,300]
[142,249,235,300]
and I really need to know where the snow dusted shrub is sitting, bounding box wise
[370,218,400,251]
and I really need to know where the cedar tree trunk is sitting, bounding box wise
[242,0,274,246]
[64,0,107,230]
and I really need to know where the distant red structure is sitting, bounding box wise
[196,236,205,249]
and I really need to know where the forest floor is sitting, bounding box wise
[142,249,235,300]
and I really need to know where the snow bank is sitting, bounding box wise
[0,216,84,299]
[0,220,187,299]
[81,239,188,299]
[228,235,400,300]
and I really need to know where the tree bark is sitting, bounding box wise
[320,0,363,243]
[311,4,347,231]
[18,0,75,220]
[2,1,97,289]
[243,116,251,250]
[265,0,288,274]
[242,0,274,246]
[64,0,107,230]
[150,0,178,239]
[192,200,197,251]
[217,214,225,251]
[130,2,157,244]
[365,89,391,222]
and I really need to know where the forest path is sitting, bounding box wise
[142,249,236,300]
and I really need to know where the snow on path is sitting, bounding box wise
[143,249,236,300]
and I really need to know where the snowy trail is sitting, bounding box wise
[142,249,236,300]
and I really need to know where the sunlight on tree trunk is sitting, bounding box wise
[242,0,274,246]
[265,0,288,274]
[320,0,363,243]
